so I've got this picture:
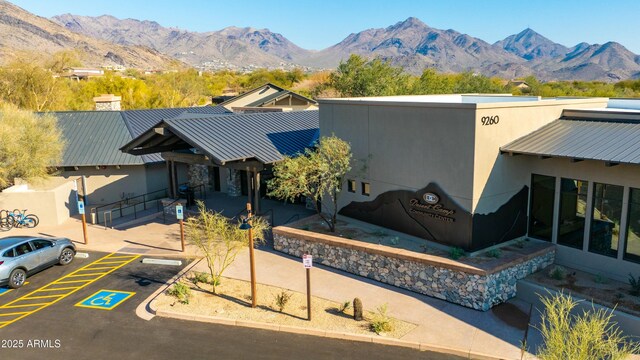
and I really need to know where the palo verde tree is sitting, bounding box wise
[535,291,639,360]
[329,54,409,97]
[0,104,64,190]
[268,135,352,232]
[185,201,269,294]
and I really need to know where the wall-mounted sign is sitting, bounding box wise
[423,192,439,204]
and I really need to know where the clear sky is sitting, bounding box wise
[9,0,640,53]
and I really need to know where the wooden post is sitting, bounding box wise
[247,202,257,308]
[306,267,311,321]
[180,219,185,252]
[81,212,88,245]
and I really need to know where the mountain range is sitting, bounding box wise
[3,0,640,81]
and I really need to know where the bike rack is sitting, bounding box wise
[103,210,112,230]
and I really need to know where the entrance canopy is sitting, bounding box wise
[120,111,319,167]
[500,109,640,165]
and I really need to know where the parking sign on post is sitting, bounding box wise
[303,254,312,320]
[303,254,313,268]
[176,205,185,252]
[77,200,85,215]
[176,205,183,220]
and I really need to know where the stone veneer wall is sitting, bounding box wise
[188,164,208,188]
[274,228,555,311]
[227,169,242,197]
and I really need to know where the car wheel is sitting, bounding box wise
[8,268,26,289]
[59,248,75,265]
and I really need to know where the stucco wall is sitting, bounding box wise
[320,101,477,212]
[472,98,609,214]
[0,178,76,226]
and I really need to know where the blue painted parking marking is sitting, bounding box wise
[75,290,135,310]
[0,287,10,296]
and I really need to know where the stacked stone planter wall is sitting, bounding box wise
[273,227,555,311]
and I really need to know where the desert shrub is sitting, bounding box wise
[274,290,292,312]
[338,300,351,313]
[369,303,394,334]
[485,249,502,258]
[514,239,526,248]
[449,247,465,260]
[167,282,191,304]
[548,265,566,280]
[593,273,609,284]
[389,236,400,246]
[536,292,639,360]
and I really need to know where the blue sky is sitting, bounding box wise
[10,0,640,53]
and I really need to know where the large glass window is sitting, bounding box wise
[529,174,556,241]
[557,179,588,249]
[589,183,623,257]
[624,188,640,263]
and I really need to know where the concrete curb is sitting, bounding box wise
[152,306,511,360]
[135,257,204,320]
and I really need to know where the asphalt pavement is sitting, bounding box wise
[0,251,464,360]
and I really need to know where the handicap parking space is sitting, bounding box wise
[0,252,188,331]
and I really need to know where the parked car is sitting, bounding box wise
[0,236,76,289]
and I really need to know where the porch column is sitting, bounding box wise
[246,168,253,209]
[227,169,242,196]
[253,170,261,215]
[166,160,173,198]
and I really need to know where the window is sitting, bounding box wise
[624,188,640,263]
[31,239,52,250]
[362,182,370,196]
[529,174,556,241]
[15,243,32,256]
[2,248,15,258]
[557,179,588,249]
[347,179,356,193]
[589,183,623,257]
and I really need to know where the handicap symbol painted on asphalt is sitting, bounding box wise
[75,290,135,310]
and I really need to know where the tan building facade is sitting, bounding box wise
[319,95,640,281]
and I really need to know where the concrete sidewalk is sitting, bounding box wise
[6,217,532,359]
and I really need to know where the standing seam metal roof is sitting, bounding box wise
[500,118,640,164]
[54,111,144,166]
[163,111,319,164]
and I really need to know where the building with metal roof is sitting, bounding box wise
[319,94,640,282]
[49,105,230,207]
[218,83,318,113]
[121,110,319,214]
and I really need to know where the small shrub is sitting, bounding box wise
[449,247,465,260]
[548,265,566,280]
[514,239,526,248]
[593,273,609,284]
[274,290,292,312]
[628,273,640,296]
[485,248,502,258]
[353,297,363,321]
[338,300,351,313]
[536,291,640,359]
[389,236,400,246]
[190,271,210,285]
[167,282,191,304]
[369,303,394,334]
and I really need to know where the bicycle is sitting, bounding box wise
[8,209,39,229]
[0,209,12,231]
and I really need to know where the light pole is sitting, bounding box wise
[239,202,257,308]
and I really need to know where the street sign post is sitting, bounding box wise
[176,205,185,252]
[303,254,312,320]
[78,200,88,245]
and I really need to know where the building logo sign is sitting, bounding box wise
[409,191,455,222]
[423,193,439,204]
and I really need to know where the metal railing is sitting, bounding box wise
[90,188,169,225]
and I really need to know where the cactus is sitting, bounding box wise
[353,297,363,321]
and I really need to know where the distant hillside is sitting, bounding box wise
[0,1,176,69]
[3,1,637,81]
[52,13,311,70]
